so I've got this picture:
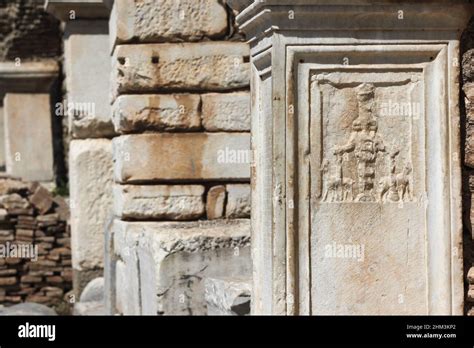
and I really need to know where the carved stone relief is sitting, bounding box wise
[309,70,427,314]
[315,79,418,204]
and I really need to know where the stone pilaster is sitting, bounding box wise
[46,0,114,297]
[230,0,472,315]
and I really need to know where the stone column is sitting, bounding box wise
[45,0,115,297]
[230,0,472,315]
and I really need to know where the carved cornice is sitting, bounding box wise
[0,61,59,99]
[230,1,474,44]
[44,0,110,21]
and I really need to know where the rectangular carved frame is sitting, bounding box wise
[282,43,463,315]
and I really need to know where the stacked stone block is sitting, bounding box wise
[108,0,252,315]
[469,267,474,315]
[0,178,72,312]
[463,19,474,316]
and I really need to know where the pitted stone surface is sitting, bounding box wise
[110,0,228,47]
[113,219,251,315]
[70,139,113,272]
[114,185,205,220]
[202,92,251,132]
[112,94,201,133]
[205,277,251,315]
[226,184,250,219]
[112,42,250,98]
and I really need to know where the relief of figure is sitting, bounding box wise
[378,153,413,203]
[342,177,355,201]
[378,148,400,202]
[319,83,414,204]
[321,155,355,202]
[321,158,341,202]
[396,163,413,201]
[333,83,386,202]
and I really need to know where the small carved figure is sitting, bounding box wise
[321,154,355,202]
[378,161,413,202]
[332,83,386,202]
[378,148,401,202]
[378,176,392,202]
[342,177,355,201]
[321,159,342,202]
[395,163,413,201]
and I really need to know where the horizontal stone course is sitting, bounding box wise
[113,185,205,221]
[112,42,250,99]
[112,94,201,133]
[113,133,250,183]
[110,0,228,47]
[113,92,252,133]
[202,92,250,132]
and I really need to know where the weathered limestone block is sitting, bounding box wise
[468,267,474,284]
[112,94,201,133]
[70,139,114,292]
[202,92,250,132]
[112,42,250,98]
[464,82,474,167]
[30,185,54,214]
[115,259,140,315]
[64,20,115,138]
[113,133,250,183]
[110,0,228,47]
[226,184,250,219]
[113,185,205,220]
[205,277,251,315]
[4,94,54,182]
[113,219,251,315]
[206,185,226,220]
[469,287,474,302]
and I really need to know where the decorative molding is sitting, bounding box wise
[231,1,473,45]
[0,61,59,99]
[44,0,110,21]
